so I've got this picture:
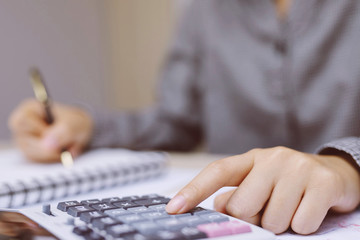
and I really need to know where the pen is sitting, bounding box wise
[29,67,74,168]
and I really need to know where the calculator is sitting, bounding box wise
[20,194,275,240]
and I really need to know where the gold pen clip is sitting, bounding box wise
[29,68,49,104]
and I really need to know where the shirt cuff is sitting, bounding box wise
[316,137,360,166]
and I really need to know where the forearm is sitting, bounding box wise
[88,107,202,151]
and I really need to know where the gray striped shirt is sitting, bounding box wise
[91,0,360,165]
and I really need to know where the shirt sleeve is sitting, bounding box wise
[316,137,360,166]
[88,2,204,151]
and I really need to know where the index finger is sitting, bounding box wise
[166,151,255,214]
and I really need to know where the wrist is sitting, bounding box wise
[319,152,360,212]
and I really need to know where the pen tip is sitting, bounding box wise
[60,151,74,169]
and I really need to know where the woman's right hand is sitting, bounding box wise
[8,99,94,163]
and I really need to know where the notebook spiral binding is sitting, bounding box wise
[0,152,167,209]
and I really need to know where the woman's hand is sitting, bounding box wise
[166,147,360,234]
[8,99,93,163]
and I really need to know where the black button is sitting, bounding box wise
[85,231,105,240]
[67,205,95,217]
[73,225,92,236]
[80,211,106,223]
[57,201,82,211]
[134,197,170,207]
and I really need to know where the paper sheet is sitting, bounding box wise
[277,209,360,240]
[0,148,164,183]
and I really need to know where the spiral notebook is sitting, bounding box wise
[0,148,167,209]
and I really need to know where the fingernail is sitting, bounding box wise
[166,195,186,213]
[42,134,59,150]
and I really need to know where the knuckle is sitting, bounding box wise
[225,198,251,219]
[312,170,340,204]
[319,168,339,184]
[247,148,262,162]
[225,200,244,219]
[183,183,203,200]
[311,168,339,190]
[271,146,293,155]
[261,219,288,234]
[209,157,231,175]
[247,148,262,155]
[293,156,314,173]
[254,146,294,165]
[317,169,337,187]
[291,220,318,235]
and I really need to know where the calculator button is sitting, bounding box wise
[150,230,185,240]
[180,227,207,239]
[197,222,232,238]
[102,197,121,203]
[122,233,152,240]
[104,208,131,218]
[90,203,117,212]
[139,193,161,199]
[73,225,92,236]
[198,212,229,223]
[148,204,166,211]
[219,220,252,234]
[81,199,101,205]
[57,201,82,211]
[140,211,170,220]
[120,195,140,201]
[115,214,145,224]
[134,197,171,206]
[67,205,94,217]
[155,218,188,231]
[107,224,137,238]
[80,211,106,223]
[191,208,214,215]
[171,213,192,218]
[127,206,152,213]
[113,201,141,209]
[133,221,162,234]
[176,215,210,227]
[86,231,105,240]
[92,217,120,230]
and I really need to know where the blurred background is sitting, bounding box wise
[0,0,191,140]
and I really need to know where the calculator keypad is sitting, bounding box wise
[57,194,252,239]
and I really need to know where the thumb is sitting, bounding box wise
[214,189,236,213]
